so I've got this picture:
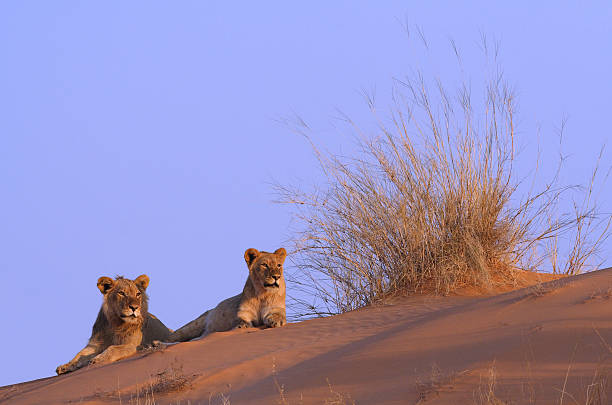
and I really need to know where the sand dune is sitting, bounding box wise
[3,269,612,404]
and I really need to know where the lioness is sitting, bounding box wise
[56,275,171,375]
[166,247,287,342]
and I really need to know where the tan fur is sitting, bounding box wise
[56,275,171,375]
[166,248,287,342]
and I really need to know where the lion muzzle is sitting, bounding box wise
[263,276,281,288]
[120,306,141,320]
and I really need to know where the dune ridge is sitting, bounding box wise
[3,269,612,404]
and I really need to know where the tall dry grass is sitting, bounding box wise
[277,38,610,317]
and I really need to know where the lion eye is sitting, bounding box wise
[118,291,126,297]
[277,264,281,268]
[136,292,141,297]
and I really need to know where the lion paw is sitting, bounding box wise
[56,363,75,375]
[142,340,168,350]
[236,320,253,329]
[89,355,107,366]
[264,314,286,328]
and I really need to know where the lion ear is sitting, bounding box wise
[97,277,115,295]
[244,248,260,267]
[134,274,150,291]
[274,248,287,262]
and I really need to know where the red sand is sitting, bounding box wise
[3,269,612,404]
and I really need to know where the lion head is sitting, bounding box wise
[97,275,150,325]
[244,248,287,291]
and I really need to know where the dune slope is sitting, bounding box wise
[3,269,612,404]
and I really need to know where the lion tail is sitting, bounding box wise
[166,310,210,343]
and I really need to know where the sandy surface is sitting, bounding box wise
[3,269,612,404]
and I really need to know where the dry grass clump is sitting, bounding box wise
[275,377,354,405]
[526,282,556,299]
[471,338,612,405]
[149,363,195,394]
[583,287,612,303]
[122,363,197,405]
[581,368,609,405]
[416,363,469,404]
[278,37,610,317]
[473,363,508,405]
[322,379,355,405]
[84,363,197,404]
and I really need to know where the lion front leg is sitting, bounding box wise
[263,310,286,328]
[89,344,138,366]
[56,342,101,375]
[236,306,256,329]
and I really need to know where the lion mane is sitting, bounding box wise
[56,275,171,375]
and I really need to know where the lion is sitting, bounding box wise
[56,274,171,375]
[166,247,287,342]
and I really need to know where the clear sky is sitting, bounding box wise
[1,2,611,386]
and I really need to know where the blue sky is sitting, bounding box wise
[1,2,611,386]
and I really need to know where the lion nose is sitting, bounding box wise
[272,275,280,281]
[129,305,139,312]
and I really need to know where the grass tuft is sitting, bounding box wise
[149,363,195,395]
[473,362,508,405]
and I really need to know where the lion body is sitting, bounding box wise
[56,275,171,375]
[167,248,287,342]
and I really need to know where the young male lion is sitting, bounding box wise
[56,275,171,375]
[166,247,287,342]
